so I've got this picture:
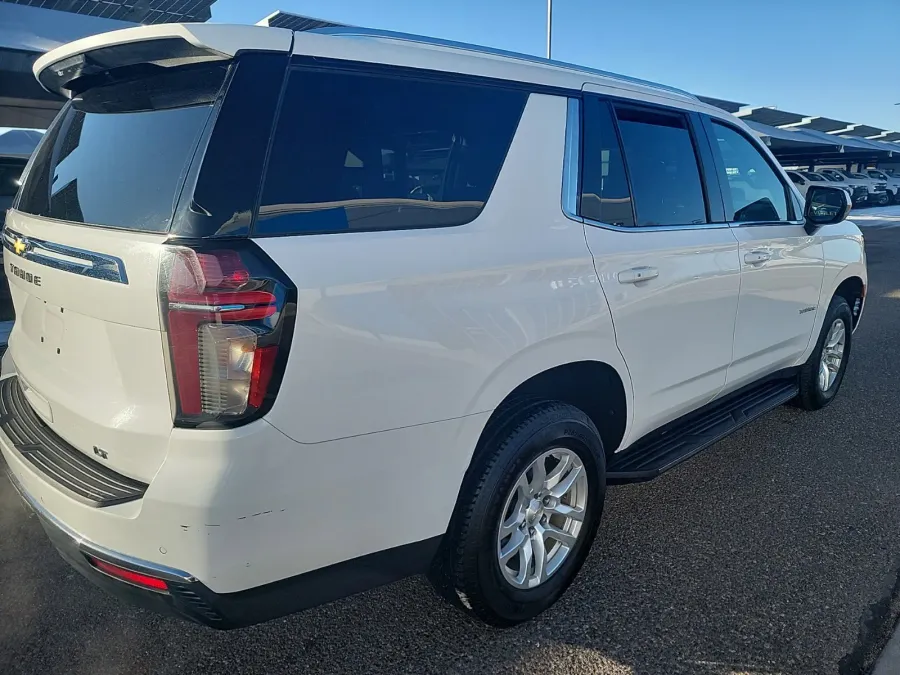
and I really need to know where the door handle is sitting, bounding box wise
[617,266,659,284]
[744,251,771,266]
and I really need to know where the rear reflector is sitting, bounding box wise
[88,556,169,592]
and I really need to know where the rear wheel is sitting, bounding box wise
[795,296,852,411]
[430,401,605,626]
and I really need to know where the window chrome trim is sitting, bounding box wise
[2,228,128,285]
[727,220,806,229]
[582,217,732,232]
[562,97,582,222]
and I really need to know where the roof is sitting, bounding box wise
[735,107,806,127]
[257,10,346,31]
[695,95,746,113]
[306,26,702,103]
[839,124,886,138]
[0,0,217,25]
[0,1,133,53]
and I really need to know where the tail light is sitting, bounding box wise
[159,241,295,427]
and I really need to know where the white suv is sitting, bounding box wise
[867,169,900,203]
[1,24,866,628]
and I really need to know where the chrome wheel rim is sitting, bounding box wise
[818,319,846,392]
[496,448,588,589]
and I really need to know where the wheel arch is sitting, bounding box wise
[833,275,865,329]
[464,336,633,458]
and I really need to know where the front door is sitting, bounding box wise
[702,118,824,391]
[579,97,741,442]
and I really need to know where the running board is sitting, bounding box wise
[607,375,799,484]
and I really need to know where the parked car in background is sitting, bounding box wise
[822,168,889,206]
[849,172,890,205]
[1,22,867,630]
[800,171,853,200]
[786,170,813,197]
[866,169,900,203]
[785,170,852,200]
[0,156,27,320]
[819,169,871,205]
[788,171,855,202]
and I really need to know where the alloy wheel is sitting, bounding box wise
[496,448,588,589]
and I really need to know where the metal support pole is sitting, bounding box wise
[546,0,552,59]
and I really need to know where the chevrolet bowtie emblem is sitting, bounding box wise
[13,238,26,256]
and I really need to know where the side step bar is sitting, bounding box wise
[607,375,799,484]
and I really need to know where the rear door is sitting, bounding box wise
[701,117,824,392]
[6,60,232,482]
[580,97,741,441]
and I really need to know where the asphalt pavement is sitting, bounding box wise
[2,212,900,675]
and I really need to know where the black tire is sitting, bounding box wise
[430,400,605,626]
[795,296,853,411]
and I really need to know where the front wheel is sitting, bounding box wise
[430,401,605,626]
[795,296,853,410]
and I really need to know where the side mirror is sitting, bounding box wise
[804,185,851,233]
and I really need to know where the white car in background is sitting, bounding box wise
[785,170,852,201]
[817,169,868,205]
[785,171,813,197]
[803,171,853,199]
[866,169,900,203]
[820,169,888,206]
[848,172,890,206]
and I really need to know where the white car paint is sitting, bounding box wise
[1,23,867,620]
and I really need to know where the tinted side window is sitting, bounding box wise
[614,106,707,227]
[256,69,527,235]
[580,98,634,226]
[710,121,789,222]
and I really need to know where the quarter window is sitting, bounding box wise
[256,70,527,235]
[614,106,707,227]
[710,121,789,223]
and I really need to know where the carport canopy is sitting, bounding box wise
[744,120,894,165]
[0,3,135,129]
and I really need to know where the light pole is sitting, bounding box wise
[546,0,552,59]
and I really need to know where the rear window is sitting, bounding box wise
[16,63,227,232]
[256,69,527,235]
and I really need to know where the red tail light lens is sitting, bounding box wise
[88,556,169,592]
[159,242,295,427]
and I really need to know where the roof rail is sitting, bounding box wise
[310,26,698,101]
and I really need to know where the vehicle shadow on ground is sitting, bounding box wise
[2,230,900,675]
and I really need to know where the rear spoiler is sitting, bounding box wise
[33,23,293,98]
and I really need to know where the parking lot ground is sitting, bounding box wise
[1,217,900,675]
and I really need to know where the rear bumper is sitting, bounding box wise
[0,368,468,626]
[6,466,441,628]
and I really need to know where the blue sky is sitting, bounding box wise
[211,0,900,131]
